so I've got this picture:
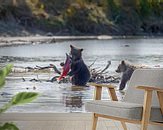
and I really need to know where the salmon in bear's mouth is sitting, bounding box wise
[58,53,71,81]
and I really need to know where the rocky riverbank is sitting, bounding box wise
[0,0,163,37]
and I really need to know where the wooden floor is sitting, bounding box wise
[14,120,121,130]
[0,113,140,130]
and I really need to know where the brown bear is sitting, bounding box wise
[68,45,90,86]
[115,60,137,90]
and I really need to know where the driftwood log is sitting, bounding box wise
[20,60,120,84]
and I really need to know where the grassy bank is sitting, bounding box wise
[0,0,163,36]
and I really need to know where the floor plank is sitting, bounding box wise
[0,113,122,130]
[11,120,119,130]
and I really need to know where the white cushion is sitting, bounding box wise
[85,100,163,122]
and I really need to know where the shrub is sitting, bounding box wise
[0,64,39,130]
[63,3,116,34]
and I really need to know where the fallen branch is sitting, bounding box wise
[88,58,97,68]
[100,61,111,73]
[21,60,120,84]
[49,64,61,75]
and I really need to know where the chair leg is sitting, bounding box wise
[121,121,127,130]
[92,113,98,130]
[141,123,148,130]
[141,90,153,130]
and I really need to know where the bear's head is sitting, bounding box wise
[115,60,127,73]
[70,45,83,61]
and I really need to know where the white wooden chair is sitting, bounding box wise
[85,69,163,130]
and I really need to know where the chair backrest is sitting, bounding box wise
[124,68,163,107]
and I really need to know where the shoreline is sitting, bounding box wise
[0,35,163,47]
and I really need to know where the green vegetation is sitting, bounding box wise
[0,64,39,130]
[0,0,162,36]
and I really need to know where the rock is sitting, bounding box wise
[46,32,53,36]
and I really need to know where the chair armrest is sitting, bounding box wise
[136,86,163,92]
[88,83,118,101]
[88,82,116,89]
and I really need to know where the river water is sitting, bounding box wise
[0,38,163,113]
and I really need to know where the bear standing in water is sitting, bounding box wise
[116,60,136,90]
[68,45,90,86]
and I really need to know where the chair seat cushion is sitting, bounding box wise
[85,100,163,122]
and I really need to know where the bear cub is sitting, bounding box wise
[116,60,137,90]
[68,45,90,86]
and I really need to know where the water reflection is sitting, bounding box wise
[63,86,89,112]
[64,95,83,108]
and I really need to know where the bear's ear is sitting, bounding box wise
[70,45,74,49]
[121,60,125,64]
[80,49,83,52]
